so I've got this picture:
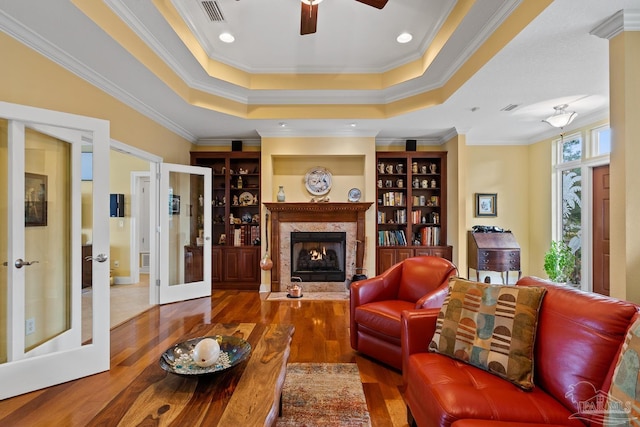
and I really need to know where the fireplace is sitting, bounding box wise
[263,202,372,292]
[291,232,346,282]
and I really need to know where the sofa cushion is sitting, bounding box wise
[517,277,640,418]
[403,352,584,426]
[429,277,546,389]
[605,315,640,426]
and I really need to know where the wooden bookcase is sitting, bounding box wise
[375,151,452,274]
[189,151,261,290]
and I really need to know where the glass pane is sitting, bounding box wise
[24,128,71,352]
[561,137,582,163]
[561,167,582,286]
[596,127,611,155]
[168,171,202,285]
[81,147,93,344]
[0,119,7,363]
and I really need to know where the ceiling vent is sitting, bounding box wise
[201,1,225,22]
[500,104,519,112]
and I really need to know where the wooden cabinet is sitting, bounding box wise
[375,151,452,274]
[190,151,261,289]
[467,231,521,284]
[377,246,453,274]
[184,245,203,283]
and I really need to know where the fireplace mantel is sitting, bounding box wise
[264,202,372,291]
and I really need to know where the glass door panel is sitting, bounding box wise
[158,163,211,304]
[24,128,72,352]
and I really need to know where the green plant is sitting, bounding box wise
[543,240,576,283]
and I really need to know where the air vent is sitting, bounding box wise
[500,104,519,112]
[201,1,225,22]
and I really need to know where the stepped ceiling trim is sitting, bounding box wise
[71,0,551,121]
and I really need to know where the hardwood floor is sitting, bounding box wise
[0,290,409,427]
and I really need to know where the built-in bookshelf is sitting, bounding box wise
[375,151,452,274]
[189,151,261,290]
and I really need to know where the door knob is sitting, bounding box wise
[93,253,108,263]
[14,259,39,268]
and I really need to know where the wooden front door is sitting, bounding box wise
[592,165,610,295]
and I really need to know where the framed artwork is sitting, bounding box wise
[475,193,497,217]
[25,173,47,226]
[170,195,180,215]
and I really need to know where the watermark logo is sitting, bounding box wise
[565,381,635,425]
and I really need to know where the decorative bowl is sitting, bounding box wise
[159,335,251,376]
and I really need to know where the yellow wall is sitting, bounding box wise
[261,137,377,285]
[0,32,192,162]
[109,150,149,278]
[462,145,531,283]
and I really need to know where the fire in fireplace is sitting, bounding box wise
[290,232,346,282]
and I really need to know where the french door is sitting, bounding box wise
[152,163,211,304]
[0,102,110,399]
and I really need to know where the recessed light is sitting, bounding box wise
[396,32,413,44]
[279,122,287,127]
[349,123,357,127]
[219,32,235,43]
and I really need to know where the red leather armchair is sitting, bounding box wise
[349,255,457,370]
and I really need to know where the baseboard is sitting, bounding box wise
[113,276,133,285]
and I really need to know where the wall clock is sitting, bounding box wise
[304,167,332,196]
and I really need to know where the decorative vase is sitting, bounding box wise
[277,186,285,202]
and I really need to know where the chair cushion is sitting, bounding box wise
[355,300,415,339]
[429,277,546,390]
[606,314,640,426]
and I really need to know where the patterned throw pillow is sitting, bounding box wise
[605,317,640,425]
[429,277,546,390]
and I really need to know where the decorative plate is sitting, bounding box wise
[348,188,361,202]
[304,167,332,196]
[159,335,251,376]
[239,191,254,206]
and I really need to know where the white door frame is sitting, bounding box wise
[109,140,161,301]
[130,171,150,284]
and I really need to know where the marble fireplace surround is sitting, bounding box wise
[264,203,372,292]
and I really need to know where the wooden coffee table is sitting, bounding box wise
[86,322,294,426]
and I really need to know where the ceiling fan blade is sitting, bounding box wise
[301,3,318,35]
[355,0,389,9]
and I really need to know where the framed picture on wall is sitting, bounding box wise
[475,193,497,217]
[25,173,47,226]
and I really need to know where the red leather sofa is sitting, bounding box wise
[350,256,457,370]
[401,276,640,427]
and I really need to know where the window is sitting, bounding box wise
[552,126,610,290]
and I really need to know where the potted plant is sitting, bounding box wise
[543,240,576,283]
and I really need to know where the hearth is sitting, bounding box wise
[291,232,346,282]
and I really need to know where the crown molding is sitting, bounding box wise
[590,9,640,40]
[0,8,197,142]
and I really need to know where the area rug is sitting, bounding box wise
[277,363,371,427]
[266,292,349,301]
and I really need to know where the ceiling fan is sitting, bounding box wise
[301,0,389,35]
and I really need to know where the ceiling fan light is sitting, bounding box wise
[543,104,577,128]
[219,32,235,43]
[397,32,413,44]
[301,0,323,5]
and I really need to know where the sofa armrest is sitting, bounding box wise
[415,281,450,309]
[401,308,440,379]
